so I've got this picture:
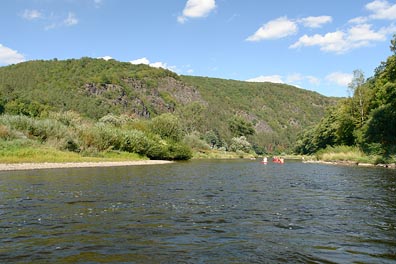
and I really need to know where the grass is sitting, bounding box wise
[0,139,146,163]
[193,148,256,159]
[314,145,379,164]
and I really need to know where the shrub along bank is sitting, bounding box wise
[0,113,193,162]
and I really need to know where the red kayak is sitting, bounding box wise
[272,157,284,164]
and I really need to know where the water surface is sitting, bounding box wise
[1,160,395,263]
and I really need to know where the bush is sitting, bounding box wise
[0,125,13,140]
[149,113,184,141]
[145,136,169,160]
[79,123,121,151]
[183,132,210,150]
[0,115,69,142]
[229,136,252,153]
[99,114,126,127]
[120,129,150,154]
[166,141,193,160]
[48,111,84,127]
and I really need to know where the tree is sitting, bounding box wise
[228,116,255,137]
[362,104,396,154]
[348,69,366,127]
[390,34,396,55]
[229,136,252,153]
[176,102,206,134]
[149,113,184,142]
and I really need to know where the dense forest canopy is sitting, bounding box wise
[294,36,396,159]
[0,57,336,158]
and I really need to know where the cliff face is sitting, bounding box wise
[82,76,207,118]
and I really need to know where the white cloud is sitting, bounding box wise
[290,31,347,53]
[348,23,386,42]
[286,73,303,83]
[349,1,396,25]
[246,73,321,87]
[366,0,396,20]
[130,57,176,71]
[299,16,332,28]
[326,72,353,86]
[150,61,169,69]
[286,73,321,85]
[130,57,150,65]
[246,75,284,83]
[349,16,369,24]
[246,17,298,41]
[64,12,78,26]
[178,0,216,23]
[306,76,321,85]
[45,13,79,30]
[246,15,332,42]
[21,9,42,20]
[98,56,113,61]
[290,23,390,53]
[0,44,25,65]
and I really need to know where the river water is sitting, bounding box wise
[0,160,395,263]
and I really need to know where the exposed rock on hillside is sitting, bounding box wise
[83,77,207,118]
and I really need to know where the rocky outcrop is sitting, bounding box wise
[83,76,207,118]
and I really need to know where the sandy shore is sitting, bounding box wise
[0,160,174,171]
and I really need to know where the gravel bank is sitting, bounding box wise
[0,160,174,171]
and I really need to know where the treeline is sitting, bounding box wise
[181,76,336,153]
[0,57,336,158]
[0,57,178,119]
[295,36,396,160]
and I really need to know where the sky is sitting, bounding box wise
[1,0,396,97]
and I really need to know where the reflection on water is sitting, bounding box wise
[1,160,396,263]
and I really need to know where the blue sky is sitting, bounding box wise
[1,0,396,97]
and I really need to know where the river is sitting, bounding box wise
[1,160,395,263]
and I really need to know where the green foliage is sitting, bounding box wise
[119,129,150,155]
[0,57,177,119]
[228,116,255,137]
[0,114,69,142]
[176,102,206,133]
[0,114,192,161]
[202,129,226,149]
[183,132,210,150]
[295,37,396,159]
[0,57,336,154]
[149,113,184,141]
[361,104,396,154]
[229,136,252,153]
[315,145,373,163]
[48,111,85,127]
[181,75,336,152]
[166,141,193,160]
[0,124,14,140]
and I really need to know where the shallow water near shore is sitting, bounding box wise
[1,159,396,263]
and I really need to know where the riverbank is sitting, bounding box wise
[304,146,396,169]
[0,160,174,171]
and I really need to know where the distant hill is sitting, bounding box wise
[0,57,337,152]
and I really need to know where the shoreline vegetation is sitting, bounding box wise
[1,148,395,171]
[301,145,396,169]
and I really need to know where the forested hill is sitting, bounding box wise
[0,57,336,152]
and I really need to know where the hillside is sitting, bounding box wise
[181,76,337,151]
[0,57,337,153]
